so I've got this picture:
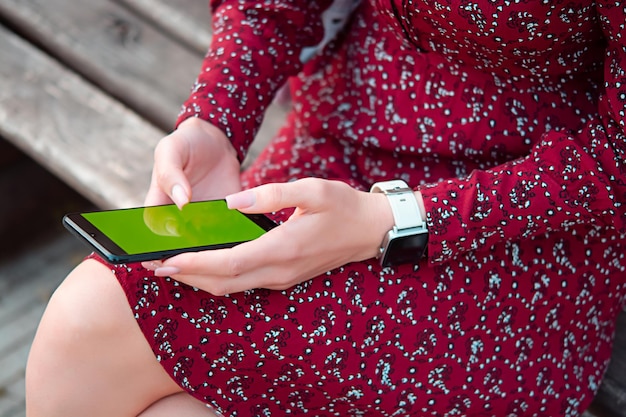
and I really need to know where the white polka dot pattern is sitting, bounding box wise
[110,0,626,415]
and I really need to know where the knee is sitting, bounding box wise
[25,259,132,412]
[35,259,129,342]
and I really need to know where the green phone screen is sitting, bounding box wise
[82,200,265,255]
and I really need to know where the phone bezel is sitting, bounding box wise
[63,200,278,264]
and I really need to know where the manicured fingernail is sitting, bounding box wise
[226,189,255,209]
[171,184,188,209]
[154,266,181,277]
[142,261,160,270]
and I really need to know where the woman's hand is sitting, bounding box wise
[144,117,242,208]
[144,178,396,295]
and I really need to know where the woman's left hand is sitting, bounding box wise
[144,178,395,295]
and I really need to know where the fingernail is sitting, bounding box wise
[154,266,181,277]
[226,189,255,209]
[142,261,160,270]
[171,184,188,209]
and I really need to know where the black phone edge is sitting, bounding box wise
[62,214,126,264]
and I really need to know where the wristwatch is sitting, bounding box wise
[370,180,428,267]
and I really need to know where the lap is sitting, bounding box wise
[100,223,626,416]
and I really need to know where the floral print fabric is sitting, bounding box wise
[103,0,626,415]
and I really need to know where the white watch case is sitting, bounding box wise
[370,180,428,267]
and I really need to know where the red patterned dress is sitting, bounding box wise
[98,0,626,415]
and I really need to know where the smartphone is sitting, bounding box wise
[63,199,277,264]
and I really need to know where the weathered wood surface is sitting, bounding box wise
[0,0,285,209]
[0,231,91,417]
[0,0,202,130]
[0,24,160,209]
[114,0,213,54]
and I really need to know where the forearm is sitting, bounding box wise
[419,123,625,264]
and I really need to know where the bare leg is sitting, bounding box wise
[139,392,220,417]
[25,259,212,417]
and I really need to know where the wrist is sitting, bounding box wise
[372,191,396,247]
[178,117,238,161]
[414,190,426,220]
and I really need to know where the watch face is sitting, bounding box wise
[381,232,428,267]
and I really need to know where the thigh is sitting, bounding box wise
[26,259,182,417]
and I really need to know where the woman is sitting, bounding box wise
[26,0,626,416]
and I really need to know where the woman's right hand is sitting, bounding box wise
[144,117,242,208]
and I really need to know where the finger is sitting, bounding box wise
[144,169,169,207]
[165,258,315,295]
[144,168,184,207]
[141,260,163,271]
[168,256,334,295]
[164,267,276,296]
[226,178,334,214]
[158,229,292,279]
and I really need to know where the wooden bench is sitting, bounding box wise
[0,1,624,415]
[0,0,284,209]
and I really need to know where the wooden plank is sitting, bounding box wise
[0,0,285,179]
[0,316,37,417]
[0,306,45,363]
[0,25,161,209]
[114,0,212,55]
[0,232,86,417]
[0,379,24,417]
[0,226,88,302]
[0,153,91,255]
[0,0,203,131]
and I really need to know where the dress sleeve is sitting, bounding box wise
[419,1,626,264]
[175,0,333,161]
